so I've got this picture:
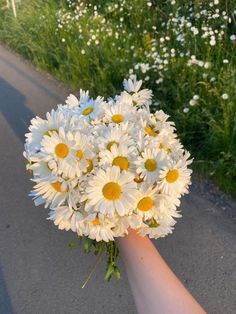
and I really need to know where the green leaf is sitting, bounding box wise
[84,238,93,253]
[68,242,77,249]
[148,218,160,228]
[104,263,114,281]
[114,266,121,280]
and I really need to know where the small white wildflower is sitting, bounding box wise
[191,27,199,35]
[62,38,65,43]
[155,78,163,85]
[230,35,236,41]
[221,93,229,100]
[81,50,85,55]
[223,59,229,64]
[193,95,200,101]
[210,40,216,46]
[204,62,211,69]
[189,100,196,106]
[183,108,189,113]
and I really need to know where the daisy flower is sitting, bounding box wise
[99,144,137,173]
[65,94,79,108]
[153,131,182,154]
[30,177,71,208]
[104,101,135,124]
[134,184,163,220]
[79,96,104,120]
[159,159,192,196]
[135,148,167,183]
[85,166,138,216]
[97,123,134,151]
[48,205,85,235]
[123,76,143,93]
[64,131,94,178]
[29,159,57,179]
[84,213,115,242]
[140,117,163,138]
[25,109,66,152]
[41,127,73,173]
[123,75,152,107]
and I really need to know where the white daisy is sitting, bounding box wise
[48,205,85,234]
[25,109,66,152]
[29,159,57,179]
[65,94,79,108]
[79,96,104,120]
[97,123,134,151]
[153,130,182,154]
[99,144,137,173]
[134,184,164,220]
[62,131,94,178]
[139,203,182,239]
[123,76,143,93]
[140,116,164,138]
[85,166,138,216]
[135,148,167,183]
[84,213,115,242]
[159,159,193,196]
[30,177,71,208]
[104,101,135,124]
[122,75,152,107]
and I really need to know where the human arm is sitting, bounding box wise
[116,229,206,314]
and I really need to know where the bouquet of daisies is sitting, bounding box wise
[24,76,193,282]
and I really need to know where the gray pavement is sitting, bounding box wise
[0,44,235,314]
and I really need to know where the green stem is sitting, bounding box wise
[82,247,103,289]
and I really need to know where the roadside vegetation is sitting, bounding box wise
[0,0,235,195]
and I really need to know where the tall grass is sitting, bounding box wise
[0,0,235,195]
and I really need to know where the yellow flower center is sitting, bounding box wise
[112,114,124,123]
[51,181,62,193]
[134,174,144,183]
[55,143,69,158]
[144,126,157,137]
[83,106,94,116]
[102,182,122,200]
[166,169,179,183]
[106,141,119,151]
[159,143,164,149]
[112,156,129,171]
[137,196,153,211]
[166,148,171,153]
[144,159,157,172]
[92,217,100,225]
[76,149,84,160]
[84,159,94,174]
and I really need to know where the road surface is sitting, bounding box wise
[0,44,235,314]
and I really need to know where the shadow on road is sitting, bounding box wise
[0,265,14,314]
[0,52,63,103]
[0,78,34,143]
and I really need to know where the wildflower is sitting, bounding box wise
[221,94,229,100]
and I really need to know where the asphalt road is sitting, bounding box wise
[0,44,235,314]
